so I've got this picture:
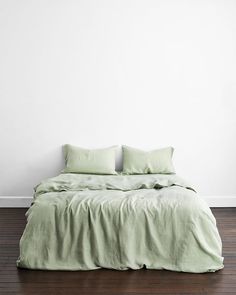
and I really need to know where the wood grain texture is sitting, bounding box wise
[0,208,235,295]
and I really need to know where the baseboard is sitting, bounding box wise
[0,195,236,208]
[0,196,33,207]
[202,195,236,207]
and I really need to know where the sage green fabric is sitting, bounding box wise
[63,145,117,174]
[122,146,175,174]
[17,173,224,273]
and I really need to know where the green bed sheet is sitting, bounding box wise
[17,173,224,273]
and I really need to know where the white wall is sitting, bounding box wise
[0,0,236,197]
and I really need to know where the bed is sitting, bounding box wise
[17,173,224,273]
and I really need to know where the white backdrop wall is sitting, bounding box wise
[0,0,236,197]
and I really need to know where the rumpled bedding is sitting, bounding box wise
[17,173,224,273]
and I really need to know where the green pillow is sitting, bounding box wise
[63,145,117,174]
[122,146,175,174]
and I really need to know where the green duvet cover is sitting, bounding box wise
[17,173,224,273]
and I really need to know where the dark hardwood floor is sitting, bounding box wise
[0,208,235,295]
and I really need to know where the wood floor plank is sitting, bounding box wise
[0,207,235,295]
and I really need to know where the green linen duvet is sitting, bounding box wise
[17,174,224,273]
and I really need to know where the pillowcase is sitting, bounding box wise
[63,145,117,175]
[122,146,175,174]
